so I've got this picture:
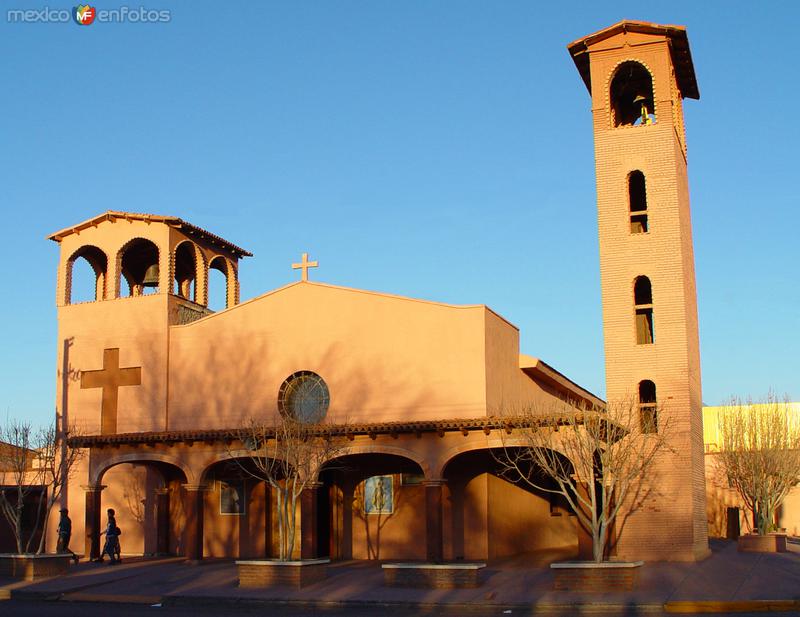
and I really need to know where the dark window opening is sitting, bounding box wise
[628,171,648,233]
[634,276,654,344]
[638,380,657,433]
[610,62,656,127]
[119,239,159,297]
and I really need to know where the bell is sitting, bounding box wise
[142,263,160,287]
[633,94,653,125]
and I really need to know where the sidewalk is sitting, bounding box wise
[2,540,799,613]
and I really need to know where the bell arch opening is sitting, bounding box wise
[208,256,230,311]
[610,61,656,127]
[173,241,198,302]
[66,245,108,304]
[118,238,160,298]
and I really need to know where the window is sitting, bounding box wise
[628,171,648,233]
[610,61,656,127]
[634,276,654,344]
[638,380,658,433]
[278,371,330,423]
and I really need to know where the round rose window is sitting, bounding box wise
[277,371,330,423]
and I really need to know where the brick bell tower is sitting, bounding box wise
[568,22,708,561]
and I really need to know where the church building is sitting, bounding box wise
[48,20,709,563]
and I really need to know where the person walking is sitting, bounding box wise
[56,508,79,563]
[95,508,122,564]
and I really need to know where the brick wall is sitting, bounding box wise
[582,31,708,561]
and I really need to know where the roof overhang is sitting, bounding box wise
[47,211,252,258]
[567,20,699,100]
[520,354,605,409]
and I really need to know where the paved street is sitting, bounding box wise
[0,600,794,617]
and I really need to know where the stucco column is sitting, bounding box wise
[341,480,355,561]
[424,479,445,563]
[155,488,170,555]
[182,484,207,562]
[83,484,105,560]
[300,482,322,559]
[263,481,272,558]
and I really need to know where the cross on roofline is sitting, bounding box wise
[292,252,318,282]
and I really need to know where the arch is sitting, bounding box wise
[609,61,656,127]
[638,379,658,433]
[436,435,571,479]
[91,452,193,486]
[173,240,199,302]
[440,444,578,561]
[117,237,160,298]
[65,244,108,304]
[324,444,431,480]
[207,255,231,311]
[628,170,648,233]
[634,275,654,344]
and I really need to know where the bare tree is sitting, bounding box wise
[496,398,670,563]
[715,394,800,535]
[0,419,83,554]
[233,415,349,561]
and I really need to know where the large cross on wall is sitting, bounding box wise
[80,348,142,435]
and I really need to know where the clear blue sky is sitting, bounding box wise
[1,1,798,428]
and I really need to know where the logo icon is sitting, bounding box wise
[73,5,96,25]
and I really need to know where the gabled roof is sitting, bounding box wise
[47,211,252,258]
[567,20,699,100]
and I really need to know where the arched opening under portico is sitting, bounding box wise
[199,457,276,559]
[92,460,188,559]
[441,447,579,564]
[319,452,426,561]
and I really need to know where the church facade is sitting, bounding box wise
[48,20,709,563]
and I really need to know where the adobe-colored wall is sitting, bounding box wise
[350,479,426,560]
[167,283,492,428]
[487,474,576,558]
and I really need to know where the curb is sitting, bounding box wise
[162,595,665,614]
[665,600,800,613]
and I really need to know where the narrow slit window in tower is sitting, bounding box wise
[638,380,658,433]
[634,276,654,344]
[629,170,648,233]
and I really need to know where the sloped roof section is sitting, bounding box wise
[568,20,699,100]
[47,211,252,258]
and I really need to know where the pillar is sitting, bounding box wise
[424,480,445,563]
[263,481,272,558]
[300,483,321,559]
[155,488,170,555]
[182,484,206,562]
[341,481,355,561]
[83,484,105,560]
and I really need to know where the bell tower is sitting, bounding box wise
[49,211,250,436]
[569,21,708,560]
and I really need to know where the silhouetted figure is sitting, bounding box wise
[57,508,79,563]
[95,508,122,565]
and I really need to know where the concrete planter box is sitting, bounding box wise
[382,562,486,588]
[738,533,787,553]
[551,560,644,592]
[235,558,329,588]
[0,554,72,580]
